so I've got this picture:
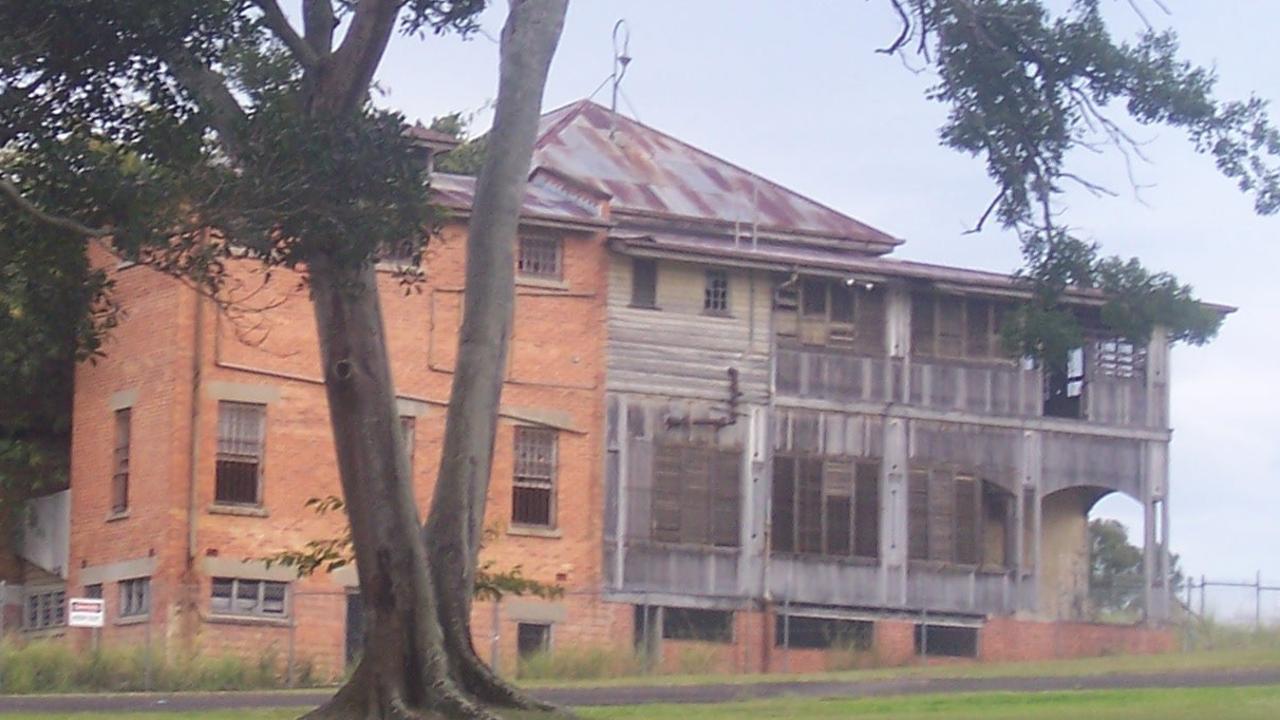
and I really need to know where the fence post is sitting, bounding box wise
[1199,574,1206,618]
[1257,571,1263,632]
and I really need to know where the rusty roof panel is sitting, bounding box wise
[533,101,901,252]
[431,173,606,227]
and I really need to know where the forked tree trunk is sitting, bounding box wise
[305,258,490,720]
[424,0,567,709]
[303,2,568,718]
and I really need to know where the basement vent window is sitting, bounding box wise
[24,590,65,631]
[775,615,873,650]
[914,623,978,658]
[661,607,734,643]
[516,623,552,659]
[211,578,288,618]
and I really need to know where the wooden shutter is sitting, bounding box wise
[771,456,796,553]
[911,294,935,357]
[908,470,930,560]
[928,470,956,563]
[711,449,741,547]
[680,447,713,545]
[954,476,979,565]
[652,444,684,543]
[856,287,886,353]
[854,462,880,559]
[822,460,854,556]
[796,457,824,554]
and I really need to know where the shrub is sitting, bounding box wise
[517,645,646,680]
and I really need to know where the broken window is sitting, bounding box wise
[1043,346,1085,418]
[516,236,562,280]
[911,293,1009,361]
[914,624,978,657]
[631,258,657,308]
[771,455,879,560]
[661,607,734,643]
[775,616,873,650]
[111,408,131,514]
[780,276,885,352]
[215,401,265,505]
[512,427,557,528]
[704,269,729,314]
[652,444,740,547]
[517,623,552,658]
[1095,338,1146,379]
[907,468,1000,567]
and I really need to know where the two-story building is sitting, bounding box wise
[20,100,1211,676]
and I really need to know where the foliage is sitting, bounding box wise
[516,645,647,681]
[430,111,489,176]
[1089,518,1183,618]
[0,638,323,693]
[262,495,563,601]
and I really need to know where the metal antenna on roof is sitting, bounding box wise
[610,19,632,140]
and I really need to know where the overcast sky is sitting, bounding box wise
[371,1,1278,617]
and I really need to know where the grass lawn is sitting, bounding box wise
[5,686,1280,720]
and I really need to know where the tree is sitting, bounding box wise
[1089,518,1184,619]
[2,2,1277,718]
[2,1,567,718]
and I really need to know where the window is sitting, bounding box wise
[216,401,265,505]
[1095,338,1146,379]
[911,293,1008,361]
[771,456,879,559]
[775,616,873,650]
[907,469,988,565]
[24,589,65,630]
[111,408,131,513]
[119,578,150,618]
[915,624,978,657]
[512,427,557,527]
[631,258,657,308]
[779,277,884,351]
[516,623,551,659]
[1044,346,1085,418]
[84,584,104,600]
[211,578,288,618]
[703,269,729,314]
[517,236,562,280]
[651,444,741,547]
[661,607,733,643]
[400,416,416,476]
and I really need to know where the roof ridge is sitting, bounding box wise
[546,99,899,245]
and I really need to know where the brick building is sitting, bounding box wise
[10,100,1203,676]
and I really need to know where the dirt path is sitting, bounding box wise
[2,668,1278,714]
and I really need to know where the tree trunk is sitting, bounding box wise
[424,0,567,709]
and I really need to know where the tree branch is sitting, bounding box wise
[0,178,110,237]
[312,0,402,116]
[166,50,251,160]
[303,0,336,58]
[253,0,320,69]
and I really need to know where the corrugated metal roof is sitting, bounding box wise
[533,100,901,252]
[430,173,608,228]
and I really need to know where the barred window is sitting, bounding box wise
[517,623,552,659]
[211,578,288,618]
[24,590,65,630]
[512,427,557,527]
[112,408,131,513]
[216,402,265,505]
[84,584,104,600]
[704,269,729,314]
[119,577,150,618]
[517,236,562,279]
[400,416,416,476]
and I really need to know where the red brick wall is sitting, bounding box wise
[67,224,613,676]
[980,617,1176,662]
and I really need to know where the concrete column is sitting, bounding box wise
[881,415,909,606]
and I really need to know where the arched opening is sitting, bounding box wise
[1088,490,1156,624]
